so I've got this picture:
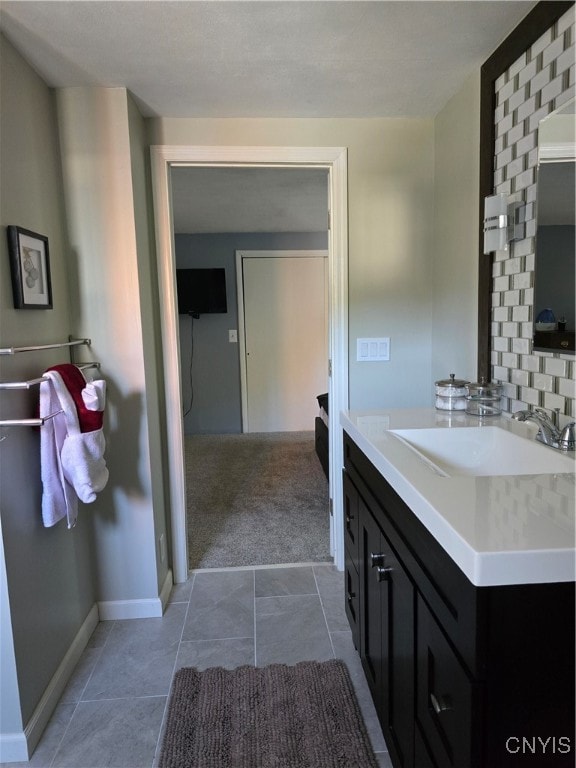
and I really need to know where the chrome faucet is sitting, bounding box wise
[512,408,576,452]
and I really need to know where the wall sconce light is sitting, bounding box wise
[483,193,526,254]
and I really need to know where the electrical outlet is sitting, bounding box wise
[229,330,238,343]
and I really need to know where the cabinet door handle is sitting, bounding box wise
[370,552,385,567]
[347,592,356,602]
[377,566,393,582]
[430,693,452,715]
[346,511,355,524]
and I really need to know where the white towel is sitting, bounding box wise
[39,365,108,528]
[82,380,106,411]
[61,430,108,504]
[39,376,77,527]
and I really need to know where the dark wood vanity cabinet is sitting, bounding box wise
[343,471,361,649]
[342,432,575,768]
[359,495,415,768]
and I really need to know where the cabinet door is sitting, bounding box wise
[358,497,384,708]
[343,471,359,565]
[381,540,415,768]
[344,556,360,650]
[416,595,474,768]
[415,725,440,768]
[343,471,361,648]
[358,497,415,768]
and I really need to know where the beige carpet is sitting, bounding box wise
[159,660,379,768]
[185,431,331,569]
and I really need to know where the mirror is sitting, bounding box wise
[533,98,575,353]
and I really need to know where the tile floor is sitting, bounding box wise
[8,564,392,768]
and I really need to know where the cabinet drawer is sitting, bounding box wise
[416,595,476,768]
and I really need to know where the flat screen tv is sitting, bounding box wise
[176,268,227,316]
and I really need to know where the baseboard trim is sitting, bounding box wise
[1,574,176,763]
[159,568,174,611]
[97,569,173,620]
[0,731,28,764]
[0,603,100,764]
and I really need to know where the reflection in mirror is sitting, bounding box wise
[533,98,575,354]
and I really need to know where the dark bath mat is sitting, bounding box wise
[159,658,379,768]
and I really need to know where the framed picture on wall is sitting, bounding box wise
[7,226,53,309]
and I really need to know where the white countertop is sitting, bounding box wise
[340,408,576,587]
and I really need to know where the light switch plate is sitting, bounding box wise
[229,330,238,343]
[357,337,390,361]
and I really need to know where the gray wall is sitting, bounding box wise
[0,35,97,729]
[57,85,168,604]
[149,118,436,411]
[432,71,480,386]
[175,232,328,434]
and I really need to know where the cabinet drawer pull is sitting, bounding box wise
[370,552,385,567]
[430,693,452,715]
[377,566,393,582]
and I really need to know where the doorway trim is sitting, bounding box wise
[150,145,349,583]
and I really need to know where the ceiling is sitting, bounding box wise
[0,0,537,233]
[0,1,536,119]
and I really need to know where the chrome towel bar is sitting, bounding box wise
[0,362,100,391]
[0,338,91,355]
[0,411,63,428]
[0,338,99,429]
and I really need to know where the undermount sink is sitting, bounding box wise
[389,426,576,477]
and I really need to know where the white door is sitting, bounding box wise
[242,255,327,432]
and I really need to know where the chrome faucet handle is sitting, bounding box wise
[511,409,531,420]
[558,423,576,452]
[533,408,560,431]
[534,407,552,421]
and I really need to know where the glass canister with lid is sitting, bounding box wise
[465,378,503,417]
[434,374,469,411]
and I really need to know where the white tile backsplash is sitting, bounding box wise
[491,7,575,421]
[540,74,564,106]
[556,46,576,76]
[504,256,522,275]
[544,358,568,378]
[512,337,531,356]
[559,377,576,399]
[502,321,520,338]
[531,27,553,57]
[514,130,537,157]
[511,369,530,387]
[542,35,566,67]
[503,290,521,307]
[532,372,554,392]
[520,386,541,406]
[512,305,530,323]
[557,10,575,35]
[529,65,554,95]
[518,58,539,88]
[513,272,532,291]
